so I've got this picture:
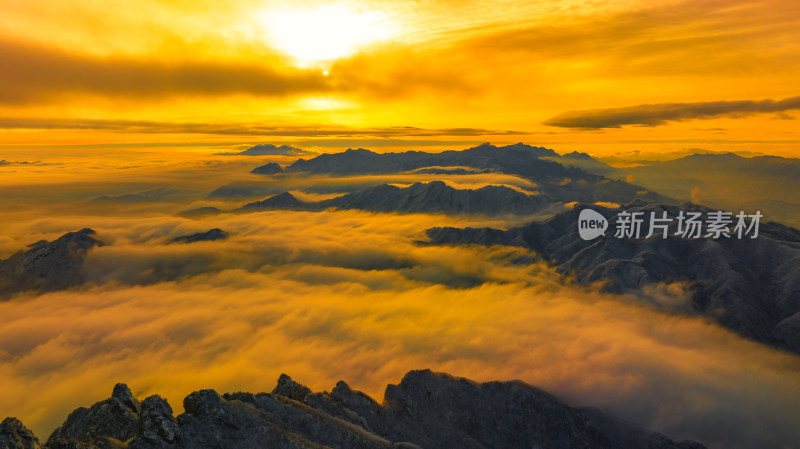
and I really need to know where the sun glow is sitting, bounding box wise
[260,4,397,66]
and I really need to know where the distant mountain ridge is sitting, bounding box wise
[1,370,705,449]
[92,187,178,203]
[216,144,315,157]
[427,203,800,353]
[606,152,800,226]
[251,162,284,175]
[241,181,552,215]
[282,143,672,205]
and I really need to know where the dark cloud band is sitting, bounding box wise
[0,37,330,104]
[544,96,800,129]
[0,117,524,138]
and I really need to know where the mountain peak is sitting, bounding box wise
[112,383,139,413]
[562,151,593,160]
[251,162,283,175]
[0,228,103,295]
[0,417,41,449]
[272,374,312,401]
[242,192,304,210]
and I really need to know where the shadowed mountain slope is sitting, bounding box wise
[426,203,800,353]
[0,228,103,297]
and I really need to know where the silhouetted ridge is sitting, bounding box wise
[171,229,229,244]
[284,143,670,205]
[240,182,551,215]
[1,371,706,449]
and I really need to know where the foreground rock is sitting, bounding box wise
[0,228,103,297]
[0,418,41,449]
[2,370,705,449]
[426,202,800,353]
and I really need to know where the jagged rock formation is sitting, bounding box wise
[1,371,705,449]
[171,229,229,244]
[426,203,800,353]
[284,143,671,205]
[49,384,140,445]
[0,228,103,296]
[251,162,284,175]
[0,417,42,449]
[241,181,551,216]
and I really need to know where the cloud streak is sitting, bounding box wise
[544,96,800,129]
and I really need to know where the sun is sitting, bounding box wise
[260,4,397,67]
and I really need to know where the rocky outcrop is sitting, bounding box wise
[0,417,42,449]
[131,396,177,447]
[0,229,103,296]
[2,371,705,449]
[273,374,312,402]
[48,384,139,445]
[426,202,800,353]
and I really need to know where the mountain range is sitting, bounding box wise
[0,370,705,449]
[239,181,553,216]
[280,143,671,205]
[427,202,800,354]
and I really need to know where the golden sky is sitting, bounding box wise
[1,0,799,155]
